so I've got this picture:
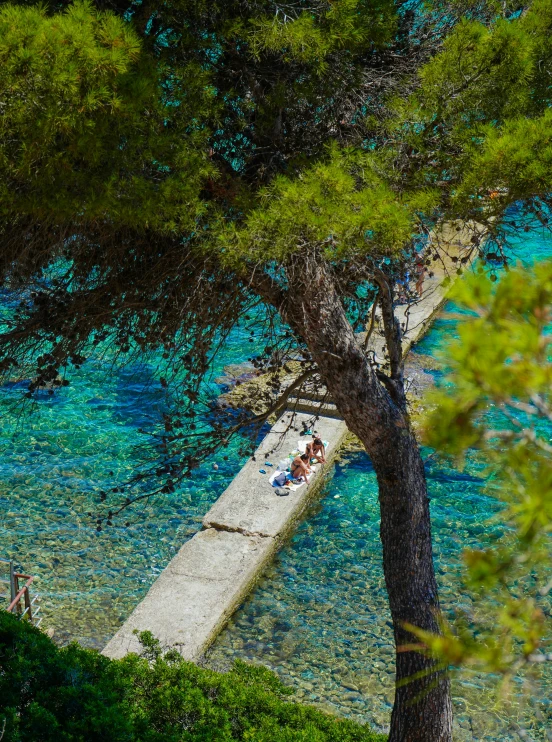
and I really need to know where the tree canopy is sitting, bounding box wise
[0,0,212,233]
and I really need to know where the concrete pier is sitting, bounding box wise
[103,412,347,660]
[103,223,476,661]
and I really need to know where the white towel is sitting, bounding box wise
[268,468,305,492]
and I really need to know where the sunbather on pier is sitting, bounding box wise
[291,453,311,481]
[312,437,326,463]
[305,437,326,464]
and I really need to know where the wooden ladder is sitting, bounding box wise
[0,559,41,626]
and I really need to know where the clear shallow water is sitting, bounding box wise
[0,223,551,737]
[0,325,259,647]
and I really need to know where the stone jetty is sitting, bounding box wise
[103,222,477,661]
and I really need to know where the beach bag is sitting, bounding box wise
[274,470,288,486]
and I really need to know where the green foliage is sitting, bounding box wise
[419,263,552,677]
[0,612,385,742]
[245,0,396,67]
[386,0,552,222]
[217,0,552,262]
[0,1,213,232]
[4,0,552,259]
[454,110,552,206]
[10,0,552,265]
[420,17,535,122]
[95,0,400,188]
[223,144,438,264]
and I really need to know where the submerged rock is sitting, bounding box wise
[214,362,260,389]
[217,360,304,417]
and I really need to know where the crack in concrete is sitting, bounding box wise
[203,522,274,539]
[164,569,228,583]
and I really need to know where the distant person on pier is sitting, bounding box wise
[396,269,410,303]
[415,255,426,297]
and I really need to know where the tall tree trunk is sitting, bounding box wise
[252,256,453,742]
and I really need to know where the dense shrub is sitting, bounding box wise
[0,613,385,742]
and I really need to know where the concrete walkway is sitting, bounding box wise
[103,413,347,660]
[103,223,477,661]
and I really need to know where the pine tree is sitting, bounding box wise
[1,1,552,740]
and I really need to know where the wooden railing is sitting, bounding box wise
[0,559,41,626]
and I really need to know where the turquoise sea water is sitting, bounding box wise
[0,224,551,738]
[0,322,259,646]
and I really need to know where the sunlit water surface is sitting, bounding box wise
[0,225,551,739]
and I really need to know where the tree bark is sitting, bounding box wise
[250,256,453,742]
